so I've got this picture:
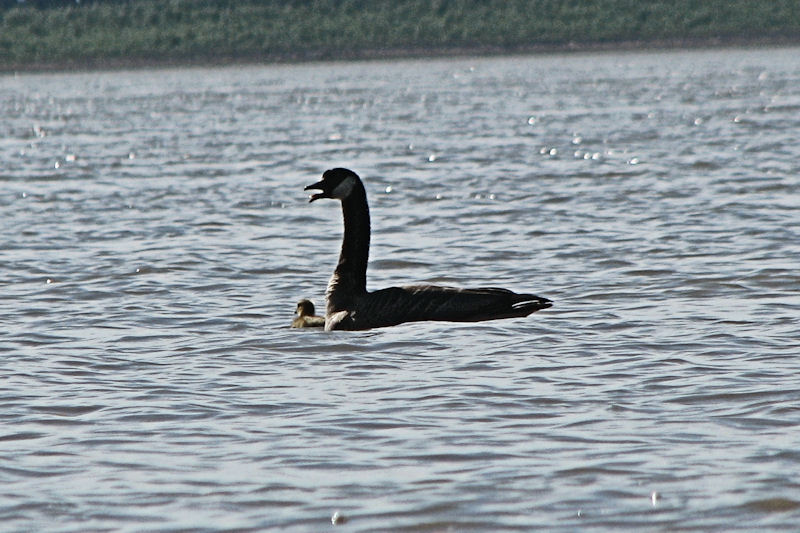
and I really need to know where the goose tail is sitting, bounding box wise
[510,293,553,316]
[464,288,551,321]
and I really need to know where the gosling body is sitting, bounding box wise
[291,299,326,328]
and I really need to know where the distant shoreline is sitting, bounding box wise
[3,0,799,74]
[4,35,799,75]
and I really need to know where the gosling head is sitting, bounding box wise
[295,299,316,317]
[305,168,359,202]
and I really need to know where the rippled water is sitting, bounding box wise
[2,46,799,531]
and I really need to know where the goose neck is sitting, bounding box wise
[335,187,370,293]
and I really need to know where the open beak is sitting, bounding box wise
[304,180,326,202]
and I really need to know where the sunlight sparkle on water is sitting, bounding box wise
[3,46,799,533]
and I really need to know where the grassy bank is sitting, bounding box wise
[2,0,800,71]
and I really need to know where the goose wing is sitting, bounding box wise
[354,285,551,328]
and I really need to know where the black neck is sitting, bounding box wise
[334,181,370,293]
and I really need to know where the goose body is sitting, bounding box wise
[305,168,551,331]
[291,299,326,328]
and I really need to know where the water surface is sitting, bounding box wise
[2,47,799,531]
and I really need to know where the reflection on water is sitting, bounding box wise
[1,47,799,531]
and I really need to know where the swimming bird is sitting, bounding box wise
[291,299,326,328]
[304,168,552,331]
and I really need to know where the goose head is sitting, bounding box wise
[305,168,359,202]
[295,299,316,317]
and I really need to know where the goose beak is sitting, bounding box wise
[304,180,327,202]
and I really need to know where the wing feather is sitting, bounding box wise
[349,285,551,329]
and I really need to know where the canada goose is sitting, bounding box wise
[305,168,551,331]
[291,299,326,328]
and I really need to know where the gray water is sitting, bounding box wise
[1,46,799,531]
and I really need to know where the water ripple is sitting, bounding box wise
[2,47,800,531]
